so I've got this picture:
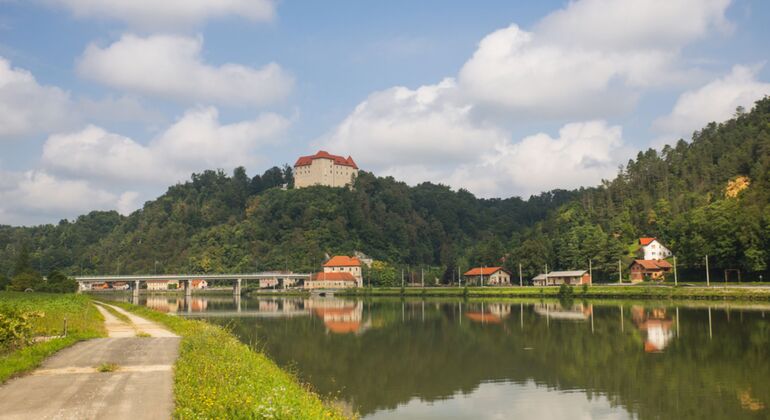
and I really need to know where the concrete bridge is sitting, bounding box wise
[74,273,311,297]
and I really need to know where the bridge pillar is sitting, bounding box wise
[235,294,241,313]
[185,280,192,298]
[133,281,140,301]
[234,278,242,296]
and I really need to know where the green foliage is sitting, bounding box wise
[38,270,77,293]
[557,284,574,299]
[9,272,42,292]
[0,308,41,353]
[0,274,8,291]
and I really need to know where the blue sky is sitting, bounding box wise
[1,0,769,225]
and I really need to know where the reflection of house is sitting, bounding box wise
[532,270,591,286]
[306,299,366,334]
[631,306,674,352]
[629,259,672,282]
[147,280,179,291]
[146,296,182,313]
[639,237,673,260]
[465,312,502,324]
[323,256,363,287]
[189,298,208,312]
[533,302,593,320]
[463,267,511,285]
[305,272,359,289]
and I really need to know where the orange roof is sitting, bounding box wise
[632,259,672,270]
[310,271,357,282]
[294,150,358,169]
[639,237,656,246]
[323,256,362,267]
[464,267,505,276]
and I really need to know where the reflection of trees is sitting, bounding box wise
[219,300,770,419]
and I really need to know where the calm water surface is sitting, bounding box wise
[116,294,770,419]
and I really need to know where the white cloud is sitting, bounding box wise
[45,0,275,29]
[0,170,128,225]
[0,57,77,139]
[42,107,290,185]
[78,34,293,106]
[654,65,770,141]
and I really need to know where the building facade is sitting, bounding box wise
[146,280,179,291]
[629,259,672,282]
[294,151,359,188]
[323,256,363,287]
[305,271,359,289]
[463,267,511,285]
[639,237,673,260]
[532,270,591,286]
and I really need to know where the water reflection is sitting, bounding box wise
[107,294,770,419]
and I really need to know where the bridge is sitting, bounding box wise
[74,273,311,297]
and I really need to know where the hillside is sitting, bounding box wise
[1,98,769,283]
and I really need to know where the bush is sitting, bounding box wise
[0,308,42,353]
[582,284,589,295]
[38,270,78,294]
[8,272,43,292]
[558,284,574,298]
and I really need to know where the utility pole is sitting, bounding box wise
[589,259,593,285]
[421,267,424,288]
[480,265,484,287]
[618,259,622,283]
[544,264,548,286]
[401,269,404,288]
[518,263,523,287]
[705,255,710,287]
[458,266,462,287]
[673,256,678,286]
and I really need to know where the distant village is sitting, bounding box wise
[83,151,678,292]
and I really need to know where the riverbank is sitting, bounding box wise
[105,301,349,419]
[0,292,105,383]
[331,284,770,300]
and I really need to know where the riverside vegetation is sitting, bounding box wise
[0,292,104,382]
[1,99,770,284]
[106,301,348,419]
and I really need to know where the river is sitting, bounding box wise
[111,294,770,419]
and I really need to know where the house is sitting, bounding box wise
[112,282,130,290]
[532,270,591,286]
[463,267,511,285]
[293,150,359,188]
[191,279,208,289]
[305,271,359,289]
[323,256,363,287]
[629,259,672,282]
[639,237,673,260]
[147,280,178,291]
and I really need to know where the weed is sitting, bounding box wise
[96,362,119,373]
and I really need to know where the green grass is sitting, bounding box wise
[333,284,770,300]
[107,301,350,419]
[0,292,105,383]
[96,362,119,372]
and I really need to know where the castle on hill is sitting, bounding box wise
[293,150,359,188]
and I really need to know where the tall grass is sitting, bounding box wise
[109,302,350,419]
[0,292,105,382]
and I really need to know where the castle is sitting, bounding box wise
[293,150,359,188]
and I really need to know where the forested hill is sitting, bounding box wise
[1,98,769,283]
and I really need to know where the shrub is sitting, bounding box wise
[0,308,42,353]
[582,284,589,295]
[8,272,43,292]
[558,284,574,299]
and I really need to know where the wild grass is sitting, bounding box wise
[96,362,119,372]
[0,292,105,383]
[108,301,350,419]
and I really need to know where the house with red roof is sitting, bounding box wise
[322,255,363,287]
[639,237,673,260]
[305,271,360,289]
[629,259,673,282]
[293,150,359,188]
[463,267,511,286]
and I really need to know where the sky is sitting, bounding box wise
[1,0,769,226]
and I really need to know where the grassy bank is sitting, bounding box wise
[0,292,105,383]
[332,284,770,300]
[106,301,348,419]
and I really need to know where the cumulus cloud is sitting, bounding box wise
[321,0,736,197]
[0,170,130,225]
[654,65,770,142]
[78,34,293,106]
[42,107,290,185]
[45,0,275,29]
[0,57,77,140]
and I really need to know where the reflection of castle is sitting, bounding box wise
[631,306,674,353]
[306,298,369,334]
[533,302,593,321]
[146,296,182,313]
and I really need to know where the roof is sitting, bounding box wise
[294,150,358,169]
[639,237,656,246]
[548,270,588,277]
[632,259,672,270]
[310,271,357,282]
[464,267,506,276]
[533,274,547,280]
[323,256,362,267]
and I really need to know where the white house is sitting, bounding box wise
[639,237,673,261]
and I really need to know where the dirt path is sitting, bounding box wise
[0,303,180,420]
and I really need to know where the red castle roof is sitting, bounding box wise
[323,256,362,267]
[294,151,358,169]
